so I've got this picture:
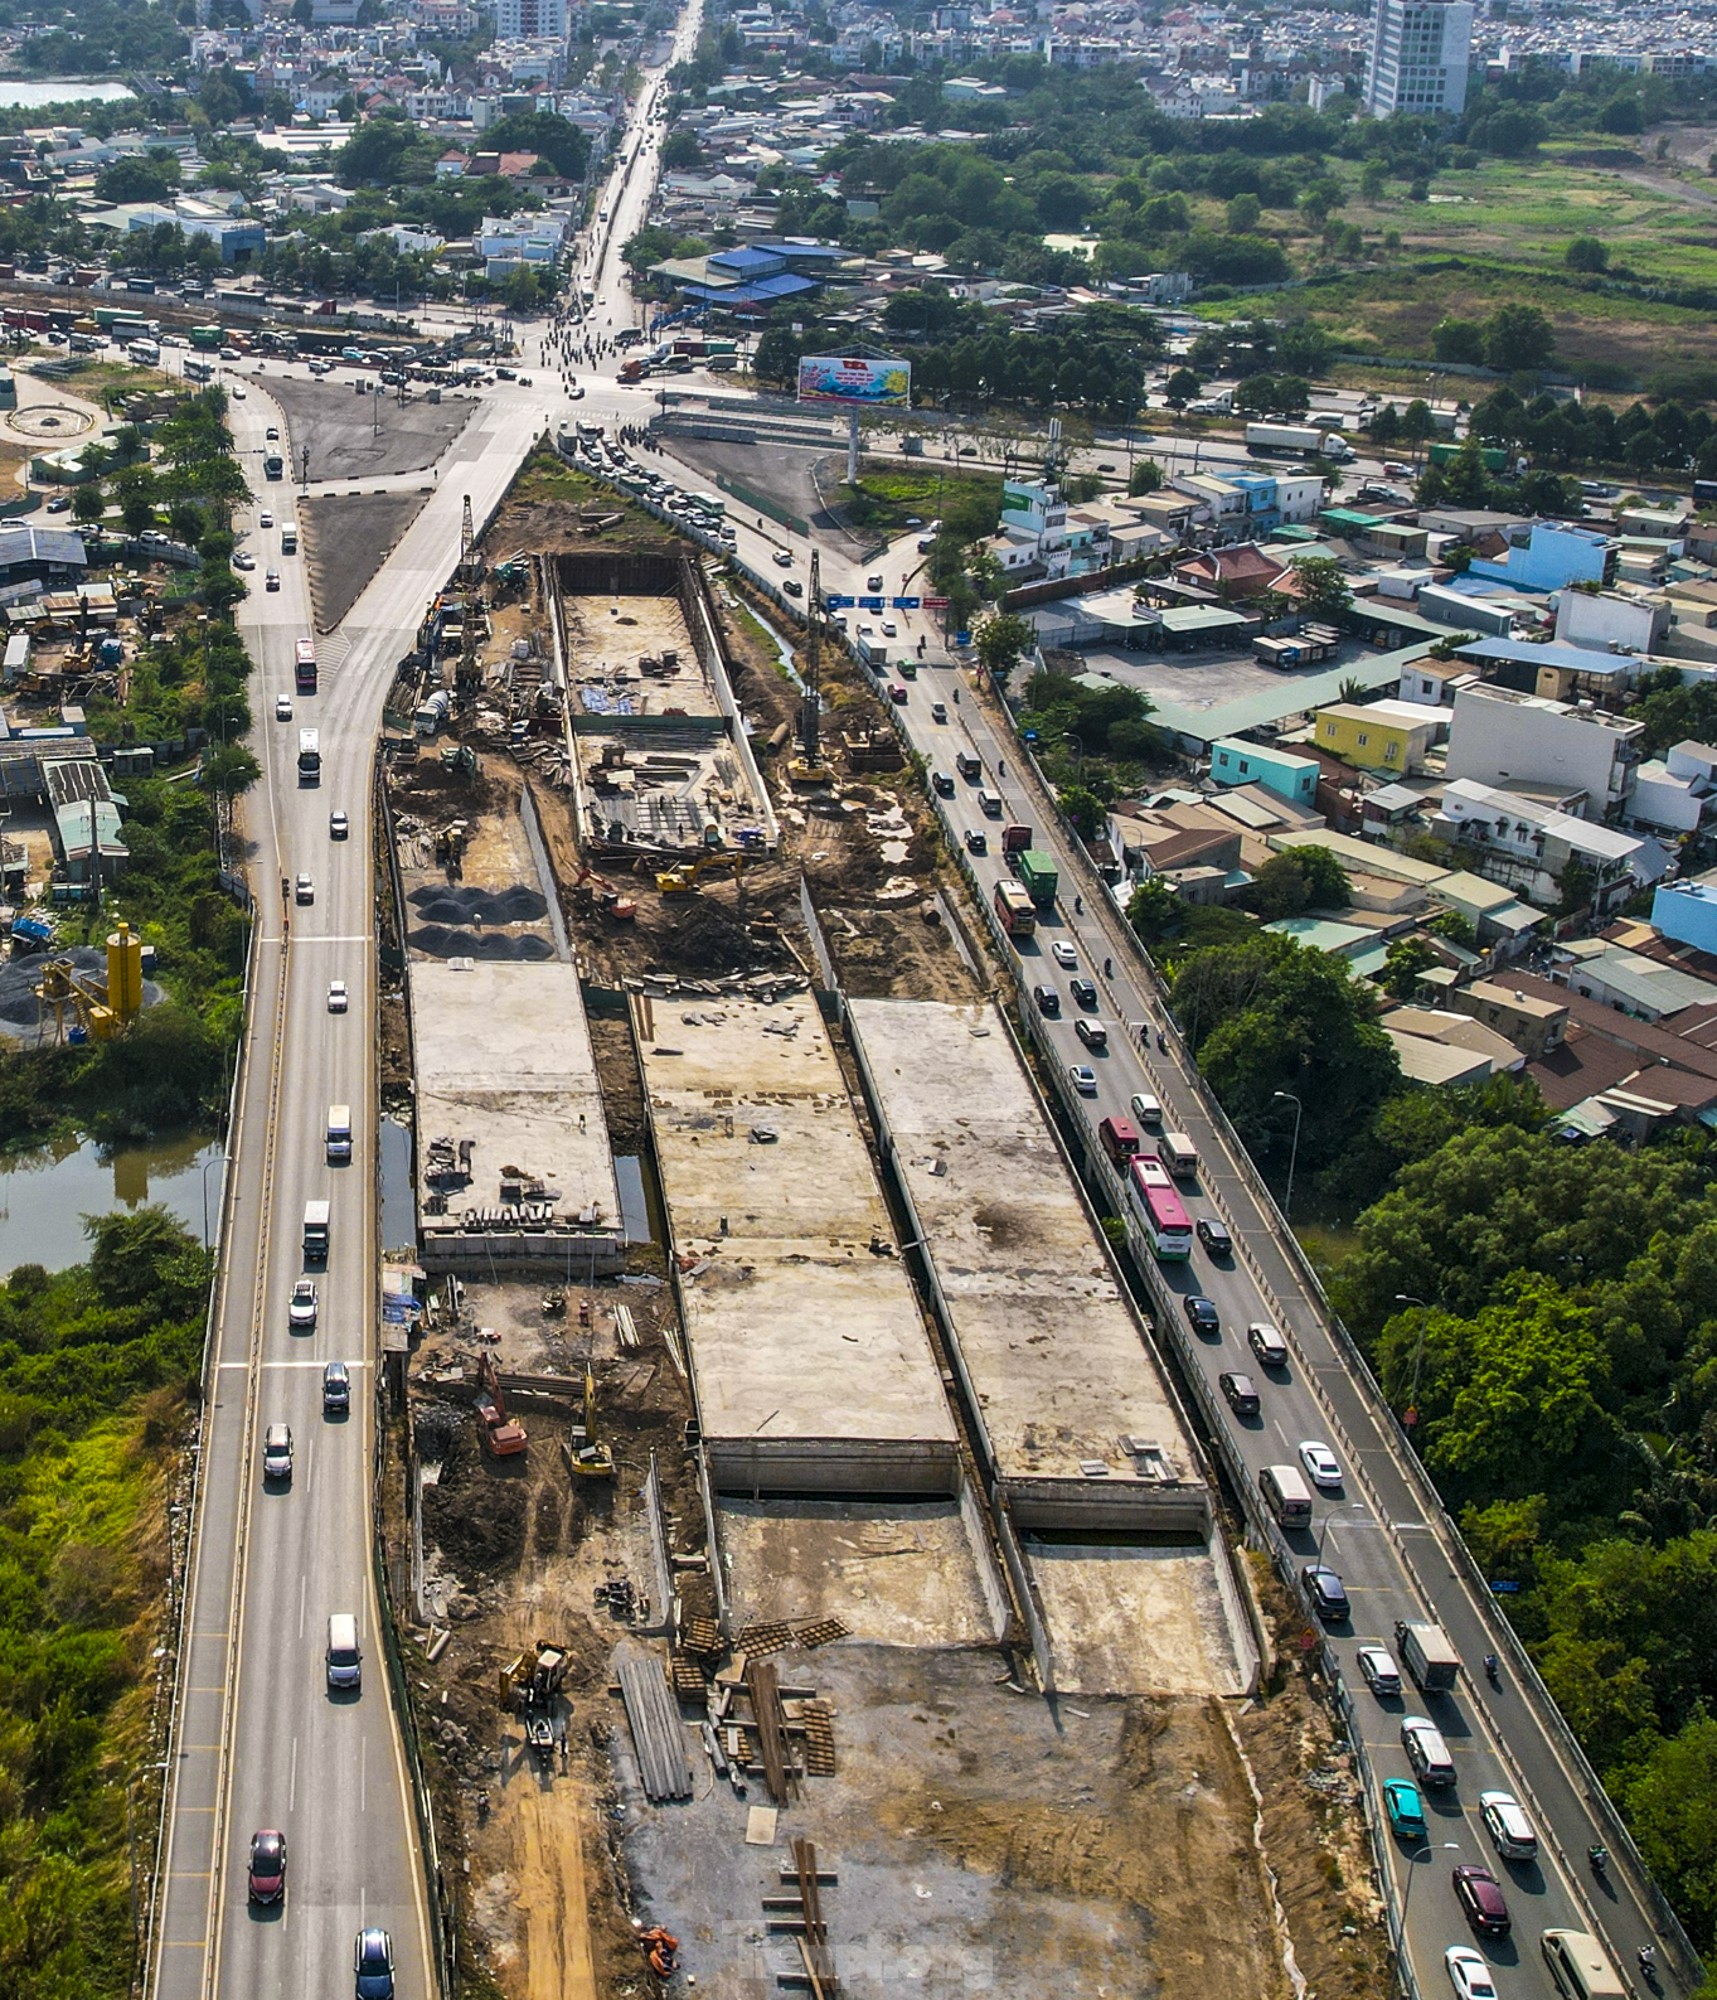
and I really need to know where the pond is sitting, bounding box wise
[0,1130,226,1275]
[0,79,137,107]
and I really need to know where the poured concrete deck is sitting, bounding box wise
[846,998,1209,1536]
[635,992,959,1496]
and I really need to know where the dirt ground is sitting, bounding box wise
[386,463,1389,2000]
[304,489,433,632]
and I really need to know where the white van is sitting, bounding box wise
[1540,1931,1626,2000]
[1400,1714,1455,1789]
[326,1613,362,1693]
[1160,1131,1198,1177]
[1259,1463,1312,1526]
[1129,1091,1164,1127]
[976,788,1003,818]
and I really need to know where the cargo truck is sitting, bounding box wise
[298,728,320,781]
[1428,440,1509,474]
[1244,421,1353,462]
[263,453,284,480]
[1016,850,1059,908]
[326,1104,352,1164]
[1394,1618,1461,1693]
[1001,823,1032,855]
[302,1199,330,1262]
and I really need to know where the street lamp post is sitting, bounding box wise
[1273,1089,1302,1222]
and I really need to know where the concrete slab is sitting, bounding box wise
[846,997,1208,1535]
[1025,1541,1245,1696]
[720,1499,1002,1650]
[635,992,958,1494]
[409,958,623,1274]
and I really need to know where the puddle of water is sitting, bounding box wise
[0,1131,226,1274]
[380,1115,417,1256]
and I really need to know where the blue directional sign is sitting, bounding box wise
[858,595,885,611]
[891,596,922,610]
[823,592,855,608]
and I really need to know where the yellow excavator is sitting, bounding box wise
[567,1363,615,1482]
[655,851,745,898]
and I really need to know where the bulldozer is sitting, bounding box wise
[567,1363,615,1482]
[656,851,744,898]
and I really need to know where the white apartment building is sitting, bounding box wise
[1364,0,1473,116]
[1444,683,1643,819]
[494,0,567,40]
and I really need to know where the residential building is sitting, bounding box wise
[1382,1006,1526,1085]
[1467,520,1613,593]
[495,0,567,38]
[1445,978,1568,1060]
[1444,683,1643,817]
[1433,777,1652,914]
[1209,739,1319,806]
[1550,939,1717,1020]
[1652,877,1717,956]
[1312,700,1438,773]
[1553,586,1669,656]
[1364,0,1474,115]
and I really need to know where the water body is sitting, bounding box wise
[0,1130,226,1275]
[0,79,137,108]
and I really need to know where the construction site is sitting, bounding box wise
[376,459,1394,2000]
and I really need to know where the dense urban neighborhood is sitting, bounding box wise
[2,1,1717,2000]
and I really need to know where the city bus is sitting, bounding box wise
[686,492,725,520]
[1126,1154,1193,1261]
[294,637,317,694]
[993,879,1036,937]
[298,727,320,781]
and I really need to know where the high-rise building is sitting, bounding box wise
[495,0,568,40]
[1363,0,1473,117]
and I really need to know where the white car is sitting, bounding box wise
[288,1279,318,1329]
[259,510,273,528]
[294,873,313,904]
[772,549,792,568]
[1068,1064,1098,1096]
[234,550,256,571]
[1356,1646,1401,1697]
[327,979,348,1013]
[231,383,246,399]
[1478,1790,1537,1861]
[1050,941,1078,970]
[1299,1440,1342,1489]
[881,619,898,638]
[274,695,293,720]
[1444,1946,1497,2000]
[329,810,349,840]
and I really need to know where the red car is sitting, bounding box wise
[887,683,908,704]
[248,1828,287,1903]
[1452,1863,1510,1937]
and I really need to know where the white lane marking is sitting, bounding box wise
[289,1735,299,1814]
[218,1359,369,1370]
[298,1574,307,1642]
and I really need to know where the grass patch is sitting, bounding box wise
[837,462,1002,540]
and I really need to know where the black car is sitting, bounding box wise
[1302,1563,1349,1621]
[1182,1294,1220,1335]
[1032,985,1061,1017]
[1069,977,1098,1009]
[964,828,987,855]
[1197,1217,1234,1257]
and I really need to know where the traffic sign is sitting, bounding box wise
[1489,1580,1523,1594]
[923,595,949,610]
[891,596,922,610]
[858,595,885,611]
[824,592,854,608]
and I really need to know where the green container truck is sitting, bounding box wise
[1017,850,1059,907]
[1428,440,1509,473]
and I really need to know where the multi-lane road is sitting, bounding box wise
[148,10,1690,1996]
[145,20,700,2000]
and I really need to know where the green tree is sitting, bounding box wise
[1622,1718,1717,1949]
[71,484,105,527]
[975,610,1034,687]
[1163,367,1201,410]
[1484,302,1556,374]
[1127,875,1186,950]
[1379,935,1436,999]
[1225,192,1261,234]
[1169,931,1398,1177]
[482,109,591,180]
[1565,235,1609,273]
[502,263,544,313]
[1432,317,1486,365]
[1287,554,1352,618]
[1128,458,1163,496]
[116,469,157,538]
[1058,782,1107,841]
[95,155,177,205]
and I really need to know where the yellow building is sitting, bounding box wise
[1312,701,1437,773]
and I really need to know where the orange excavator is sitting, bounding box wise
[572,860,636,922]
[476,1353,528,1457]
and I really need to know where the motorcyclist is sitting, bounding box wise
[1589,1843,1609,1874]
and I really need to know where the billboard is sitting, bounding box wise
[797,354,911,409]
